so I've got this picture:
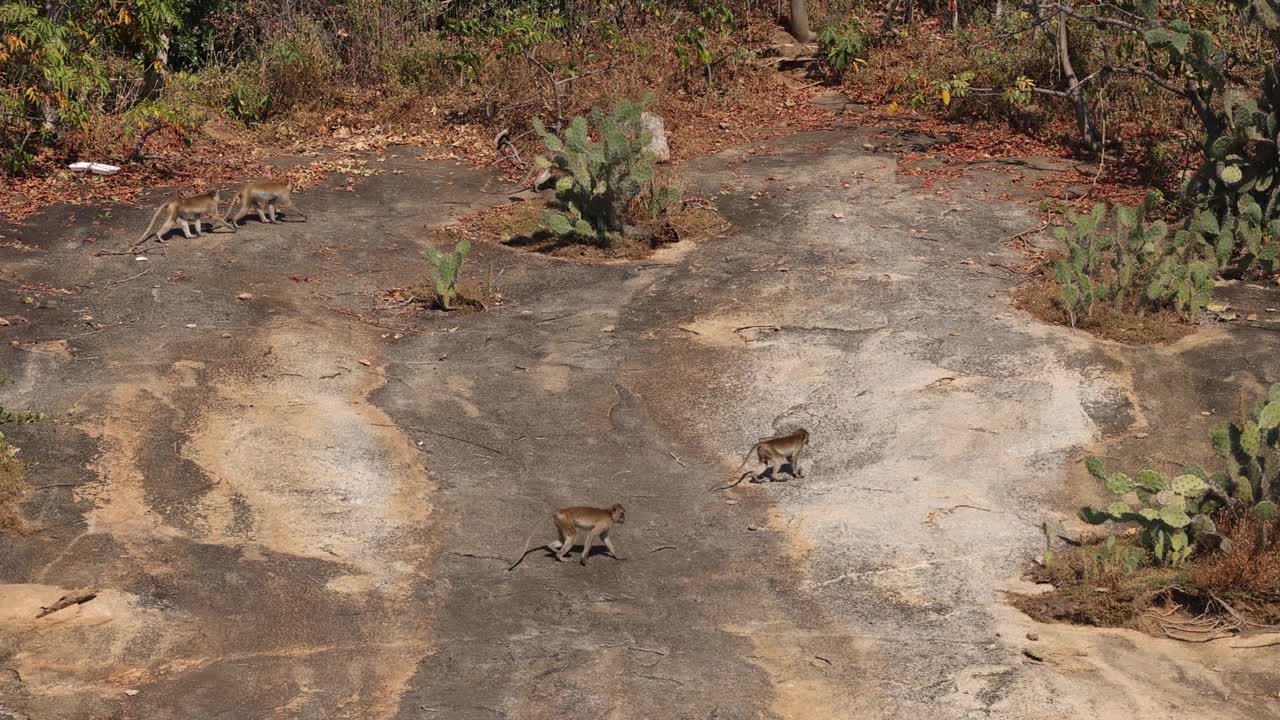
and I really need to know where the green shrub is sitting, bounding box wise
[391,36,456,92]
[422,239,471,310]
[225,70,272,123]
[816,20,869,79]
[533,96,673,245]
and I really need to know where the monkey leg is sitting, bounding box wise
[267,203,279,223]
[255,205,269,224]
[229,202,249,227]
[580,530,599,565]
[788,452,804,478]
[555,529,575,562]
[767,458,785,482]
[194,218,205,237]
[603,533,623,560]
[178,218,195,239]
[153,220,176,242]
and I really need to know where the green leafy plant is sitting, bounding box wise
[816,20,868,80]
[1079,458,1218,566]
[497,13,565,59]
[0,408,44,424]
[642,183,682,221]
[1003,76,1034,107]
[1144,214,1216,318]
[421,239,471,310]
[698,4,736,37]
[533,96,667,245]
[225,71,272,123]
[675,25,711,80]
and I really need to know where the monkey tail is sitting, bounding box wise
[710,443,760,491]
[712,471,755,492]
[507,519,542,571]
[733,442,760,475]
[132,204,165,248]
[285,185,307,222]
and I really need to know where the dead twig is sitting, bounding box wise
[36,591,97,618]
[1009,221,1050,243]
[106,267,152,286]
[368,423,504,456]
[449,551,509,562]
[668,451,687,467]
[628,646,669,656]
[648,545,677,553]
[630,672,683,686]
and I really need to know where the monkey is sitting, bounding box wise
[713,428,810,491]
[508,504,626,570]
[134,191,233,248]
[224,179,307,227]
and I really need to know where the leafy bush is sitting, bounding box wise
[533,96,672,245]
[392,37,456,92]
[816,19,869,79]
[1076,384,1280,574]
[906,70,974,112]
[422,239,472,310]
[225,70,272,123]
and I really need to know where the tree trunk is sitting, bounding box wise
[144,32,171,98]
[1055,7,1102,154]
[788,0,815,43]
[950,0,958,32]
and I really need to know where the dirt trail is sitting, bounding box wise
[1,133,1278,719]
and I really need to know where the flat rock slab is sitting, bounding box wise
[0,132,1276,720]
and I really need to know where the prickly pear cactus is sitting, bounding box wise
[1078,458,1218,567]
[1211,382,1280,506]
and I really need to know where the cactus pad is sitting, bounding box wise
[1170,474,1208,498]
[1134,469,1167,493]
[1159,507,1192,528]
[1105,473,1136,495]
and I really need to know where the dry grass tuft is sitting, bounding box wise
[1188,510,1280,597]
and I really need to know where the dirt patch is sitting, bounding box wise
[451,197,729,262]
[1013,273,1194,345]
[0,444,28,532]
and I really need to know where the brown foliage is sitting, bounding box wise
[0,447,29,533]
[1189,509,1280,597]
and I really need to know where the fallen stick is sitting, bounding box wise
[36,591,97,618]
